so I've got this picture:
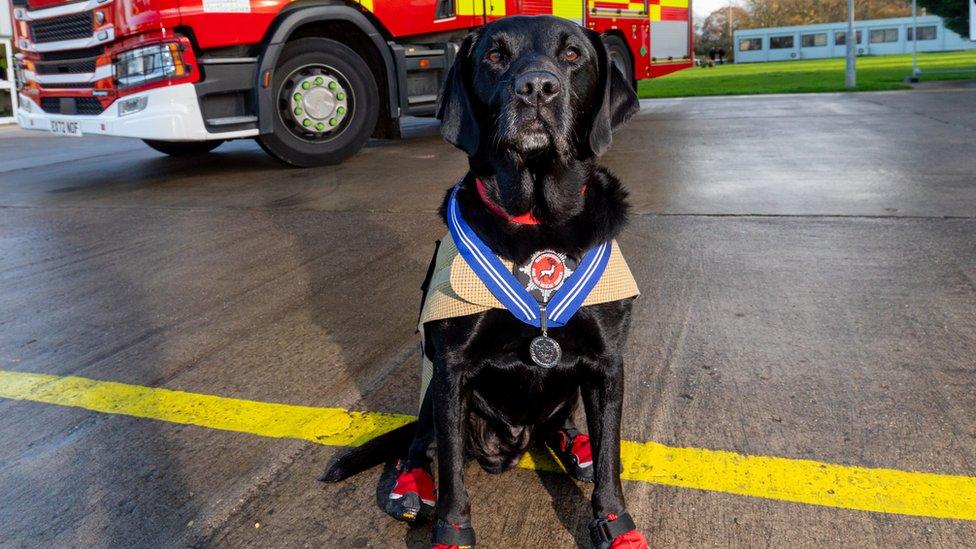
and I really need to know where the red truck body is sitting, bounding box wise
[11,0,691,165]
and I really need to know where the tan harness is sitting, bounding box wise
[417,235,640,402]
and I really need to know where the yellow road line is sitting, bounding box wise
[2,370,975,521]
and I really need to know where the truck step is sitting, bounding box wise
[392,42,456,117]
[206,115,259,127]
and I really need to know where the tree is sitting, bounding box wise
[917,0,969,38]
[743,0,912,29]
[696,6,752,59]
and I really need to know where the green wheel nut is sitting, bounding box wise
[301,81,311,90]
[315,122,325,131]
[293,93,303,101]
[302,118,312,127]
[314,77,324,85]
[336,92,345,101]
[337,106,346,115]
[329,118,338,126]
[294,107,303,116]
[328,81,337,90]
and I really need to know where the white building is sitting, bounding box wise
[734,16,975,63]
[1,2,14,123]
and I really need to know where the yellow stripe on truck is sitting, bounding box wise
[2,370,975,521]
[552,0,583,21]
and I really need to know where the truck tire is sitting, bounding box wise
[144,140,224,156]
[604,35,635,90]
[258,37,379,167]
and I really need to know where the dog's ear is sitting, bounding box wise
[583,30,640,158]
[437,32,481,156]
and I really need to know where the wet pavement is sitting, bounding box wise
[1,87,975,548]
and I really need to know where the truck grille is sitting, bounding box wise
[35,46,105,74]
[36,57,97,74]
[30,12,94,44]
[40,97,105,115]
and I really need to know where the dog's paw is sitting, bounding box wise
[609,530,649,549]
[547,428,593,483]
[589,513,647,549]
[382,461,436,523]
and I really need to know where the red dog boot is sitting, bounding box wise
[431,518,476,549]
[547,427,593,482]
[383,461,436,522]
[588,513,649,549]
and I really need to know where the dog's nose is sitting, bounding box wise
[515,71,560,106]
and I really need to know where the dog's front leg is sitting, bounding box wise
[582,358,647,549]
[431,359,477,548]
[582,357,626,518]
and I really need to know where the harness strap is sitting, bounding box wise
[589,513,638,548]
[431,519,477,548]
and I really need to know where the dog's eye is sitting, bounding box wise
[485,49,506,64]
[561,47,581,63]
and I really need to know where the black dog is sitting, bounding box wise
[324,16,644,549]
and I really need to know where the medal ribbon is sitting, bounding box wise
[446,184,611,329]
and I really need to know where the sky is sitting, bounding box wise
[692,0,743,20]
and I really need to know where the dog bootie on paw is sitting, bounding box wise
[548,428,593,482]
[384,461,436,522]
[431,518,476,549]
[588,513,649,549]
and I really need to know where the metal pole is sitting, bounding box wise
[911,0,919,81]
[845,0,856,88]
[728,2,733,62]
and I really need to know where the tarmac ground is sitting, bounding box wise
[1,85,975,548]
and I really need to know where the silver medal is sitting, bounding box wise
[529,304,561,368]
[529,335,561,368]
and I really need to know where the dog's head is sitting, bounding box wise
[437,16,640,161]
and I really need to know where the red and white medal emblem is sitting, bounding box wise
[519,250,574,302]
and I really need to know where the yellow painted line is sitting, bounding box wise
[2,370,975,521]
[0,370,413,447]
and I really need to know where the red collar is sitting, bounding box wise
[475,177,541,226]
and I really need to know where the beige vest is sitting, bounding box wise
[417,235,640,402]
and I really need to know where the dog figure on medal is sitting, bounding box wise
[515,250,578,368]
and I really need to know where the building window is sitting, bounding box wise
[739,38,762,51]
[769,35,794,49]
[908,25,937,41]
[835,30,862,45]
[801,33,827,47]
[870,28,899,43]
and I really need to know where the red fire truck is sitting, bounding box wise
[11,0,691,167]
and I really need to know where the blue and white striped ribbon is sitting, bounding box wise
[446,184,611,329]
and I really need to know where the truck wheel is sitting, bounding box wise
[144,140,224,156]
[258,38,379,167]
[604,35,635,90]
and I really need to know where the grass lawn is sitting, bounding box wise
[638,50,976,98]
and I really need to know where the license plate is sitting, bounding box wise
[49,119,83,137]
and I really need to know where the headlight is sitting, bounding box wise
[118,95,148,117]
[115,43,189,89]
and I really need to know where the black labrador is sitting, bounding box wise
[324,15,644,549]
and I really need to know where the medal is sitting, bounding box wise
[517,252,571,368]
[529,305,561,368]
[516,250,577,303]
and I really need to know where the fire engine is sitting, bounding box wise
[11,0,691,167]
